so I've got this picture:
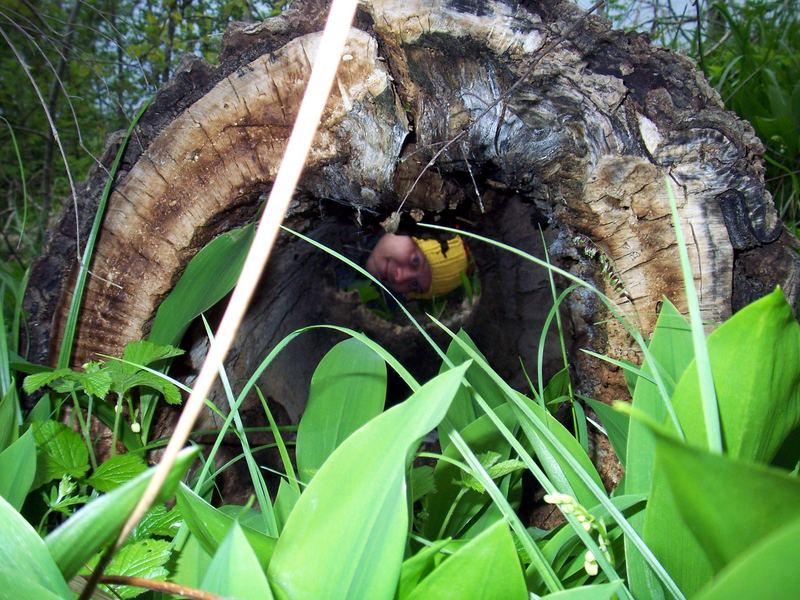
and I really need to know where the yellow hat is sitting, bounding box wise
[409,236,468,299]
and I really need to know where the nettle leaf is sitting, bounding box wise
[122,371,182,405]
[88,453,147,493]
[31,421,89,489]
[84,539,171,599]
[22,369,74,395]
[123,340,184,372]
[77,369,113,399]
[129,505,181,542]
[456,452,526,494]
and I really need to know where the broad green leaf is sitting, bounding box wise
[539,581,623,599]
[645,432,800,593]
[410,465,435,502]
[88,453,148,492]
[31,420,89,489]
[516,396,604,508]
[0,569,67,600]
[0,428,36,509]
[544,368,571,411]
[625,299,692,600]
[274,479,300,534]
[0,495,71,598]
[423,404,516,539]
[671,287,800,463]
[123,371,182,405]
[0,384,18,451]
[87,539,171,599]
[406,520,527,600]
[693,516,800,600]
[438,331,480,432]
[396,539,449,599]
[45,447,197,580]
[269,364,469,600]
[201,522,274,600]
[296,338,386,482]
[149,224,255,346]
[175,483,276,568]
[582,397,629,467]
[171,531,212,588]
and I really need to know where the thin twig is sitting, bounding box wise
[98,576,223,600]
[77,0,359,597]
[394,0,606,218]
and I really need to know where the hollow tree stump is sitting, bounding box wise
[25,0,800,492]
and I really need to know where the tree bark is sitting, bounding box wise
[25,0,800,491]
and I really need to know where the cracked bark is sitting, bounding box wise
[25,0,800,496]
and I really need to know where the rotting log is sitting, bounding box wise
[25,0,800,494]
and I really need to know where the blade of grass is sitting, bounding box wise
[664,177,721,453]
[256,386,299,494]
[201,317,277,536]
[431,315,686,600]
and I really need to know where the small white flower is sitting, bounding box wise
[582,520,592,532]
[131,422,141,433]
[583,550,598,576]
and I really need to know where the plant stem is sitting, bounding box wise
[96,575,223,600]
[110,393,123,456]
[71,390,96,470]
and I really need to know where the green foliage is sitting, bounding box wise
[0,428,36,509]
[268,365,469,600]
[295,337,387,482]
[85,539,172,599]
[405,520,527,600]
[201,523,274,600]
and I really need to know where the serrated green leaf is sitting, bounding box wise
[0,428,36,510]
[88,453,147,492]
[22,369,73,395]
[121,371,182,405]
[78,369,112,399]
[46,447,197,580]
[86,539,172,599]
[0,495,72,598]
[31,421,89,489]
[201,523,274,600]
[122,340,184,370]
[129,505,181,542]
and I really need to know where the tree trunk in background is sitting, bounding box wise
[24,0,800,494]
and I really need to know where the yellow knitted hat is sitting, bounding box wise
[409,236,468,299]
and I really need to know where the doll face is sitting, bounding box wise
[365,234,432,295]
